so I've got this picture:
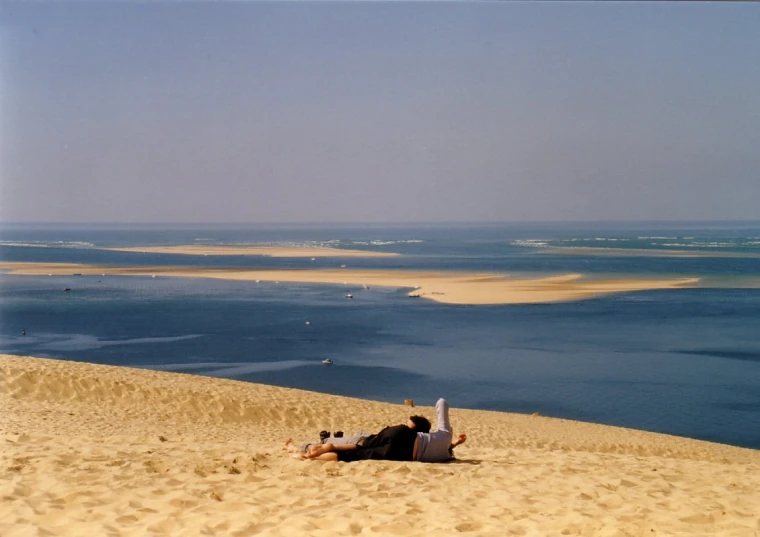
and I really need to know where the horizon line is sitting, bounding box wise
[2,219,760,227]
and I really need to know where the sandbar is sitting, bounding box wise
[543,247,760,258]
[0,262,699,305]
[104,245,399,257]
[2,354,758,537]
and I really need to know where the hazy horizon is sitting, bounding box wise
[4,219,760,228]
[2,1,758,224]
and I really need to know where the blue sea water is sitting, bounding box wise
[1,222,759,449]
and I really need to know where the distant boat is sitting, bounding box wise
[345,294,353,299]
[305,321,311,326]
[322,359,333,365]
[63,288,71,292]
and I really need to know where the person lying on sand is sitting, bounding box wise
[285,431,372,456]
[294,398,466,463]
[285,414,432,457]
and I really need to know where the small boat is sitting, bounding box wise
[63,288,71,292]
[345,294,353,299]
[305,321,311,326]
[322,359,333,365]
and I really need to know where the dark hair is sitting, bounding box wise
[409,415,431,433]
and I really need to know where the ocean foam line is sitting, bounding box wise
[194,240,350,250]
[559,238,631,243]
[511,240,549,247]
[658,242,750,248]
[351,240,424,246]
[0,240,95,249]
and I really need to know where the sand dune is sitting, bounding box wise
[2,354,758,536]
[0,262,698,305]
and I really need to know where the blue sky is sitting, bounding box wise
[1,1,758,223]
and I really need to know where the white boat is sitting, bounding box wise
[345,294,353,299]
[322,359,333,365]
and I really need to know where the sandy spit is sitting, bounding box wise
[1,355,758,537]
[0,262,698,305]
[104,245,399,258]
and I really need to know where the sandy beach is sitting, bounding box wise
[2,354,758,537]
[104,245,399,258]
[0,262,698,305]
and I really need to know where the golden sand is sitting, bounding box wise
[104,245,399,258]
[2,355,758,536]
[0,262,698,305]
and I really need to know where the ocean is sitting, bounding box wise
[1,222,759,449]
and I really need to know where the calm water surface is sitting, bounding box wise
[1,222,759,449]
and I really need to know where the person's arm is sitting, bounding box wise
[306,442,358,458]
[450,433,466,449]
[436,398,451,433]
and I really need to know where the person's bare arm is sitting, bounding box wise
[306,442,358,458]
[450,433,467,449]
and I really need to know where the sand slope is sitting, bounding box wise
[2,355,759,536]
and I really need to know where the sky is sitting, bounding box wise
[1,1,759,224]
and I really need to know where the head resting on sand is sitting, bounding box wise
[408,415,431,433]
